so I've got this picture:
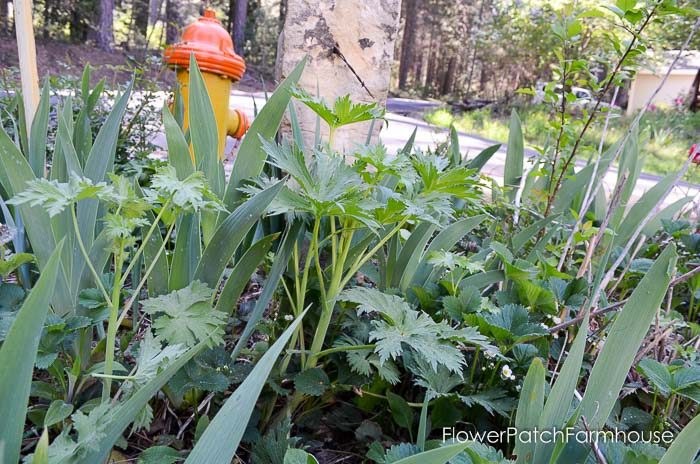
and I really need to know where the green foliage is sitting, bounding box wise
[637,358,700,403]
[252,137,376,225]
[141,281,227,348]
[290,86,385,130]
[41,403,114,463]
[0,252,34,279]
[149,167,222,213]
[387,391,414,432]
[341,287,492,373]
[474,304,548,347]
[123,332,188,392]
[283,449,319,464]
[251,418,301,464]
[3,18,700,459]
[0,244,62,464]
[168,347,236,397]
[514,358,544,464]
[294,368,331,396]
[8,176,106,217]
[44,400,74,427]
[184,311,306,464]
[137,446,183,464]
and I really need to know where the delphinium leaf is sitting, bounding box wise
[8,175,106,217]
[148,166,223,213]
[141,281,226,348]
[290,86,385,129]
[341,287,490,374]
[294,367,330,396]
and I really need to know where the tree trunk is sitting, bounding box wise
[1,0,8,35]
[414,32,425,90]
[435,56,447,97]
[276,0,401,150]
[227,0,234,32]
[690,68,700,112]
[423,25,438,97]
[97,0,114,51]
[465,0,485,99]
[441,54,458,95]
[133,0,149,40]
[278,0,287,35]
[397,0,418,90]
[232,0,247,55]
[148,0,161,25]
[165,0,180,43]
[479,65,488,97]
[42,0,51,38]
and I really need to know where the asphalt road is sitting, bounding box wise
[222,91,699,208]
[147,90,698,210]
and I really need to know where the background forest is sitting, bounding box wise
[0,0,697,99]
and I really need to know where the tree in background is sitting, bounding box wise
[165,0,180,43]
[0,0,8,34]
[230,0,247,55]
[3,0,695,95]
[393,0,561,100]
[97,0,115,50]
[397,0,419,89]
[392,0,699,101]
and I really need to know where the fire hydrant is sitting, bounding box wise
[164,8,250,159]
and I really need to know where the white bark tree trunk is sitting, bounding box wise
[275,0,402,151]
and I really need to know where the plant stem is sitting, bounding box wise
[688,291,697,323]
[287,219,407,417]
[102,248,124,402]
[544,5,659,214]
[296,219,319,319]
[340,219,408,290]
[291,244,306,367]
[664,394,676,422]
[328,126,336,149]
[71,207,110,303]
[469,346,481,385]
[116,220,176,328]
[315,344,375,359]
[120,199,171,286]
[308,219,407,370]
[356,389,426,408]
[330,216,337,271]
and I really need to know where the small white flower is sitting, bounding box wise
[501,365,513,380]
[516,384,522,392]
[481,366,486,371]
[552,332,559,339]
[283,314,294,321]
[552,316,562,324]
[540,323,549,329]
[510,374,516,381]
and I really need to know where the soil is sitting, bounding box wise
[0,35,268,92]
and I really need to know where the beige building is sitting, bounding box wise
[627,50,700,115]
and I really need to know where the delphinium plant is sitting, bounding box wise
[0,55,320,464]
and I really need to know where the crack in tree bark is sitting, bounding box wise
[332,42,375,99]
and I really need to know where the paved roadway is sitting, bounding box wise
[149,89,699,210]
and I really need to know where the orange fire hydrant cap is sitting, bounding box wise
[164,8,245,81]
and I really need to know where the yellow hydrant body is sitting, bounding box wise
[164,8,250,159]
